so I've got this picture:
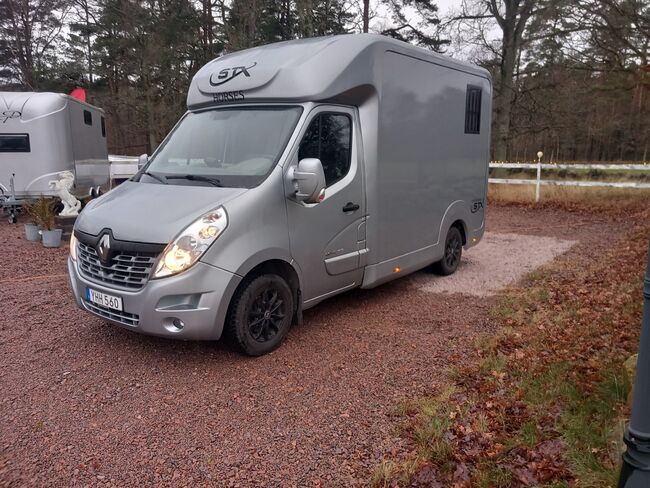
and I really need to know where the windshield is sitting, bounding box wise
[143,106,302,188]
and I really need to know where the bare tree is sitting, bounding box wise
[447,0,542,160]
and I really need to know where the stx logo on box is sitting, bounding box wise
[209,63,257,87]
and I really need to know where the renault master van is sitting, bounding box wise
[67,34,491,356]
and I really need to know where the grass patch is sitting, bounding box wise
[519,420,538,448]
[560,370,628,487]
[406,387,457,470]
[370,459,418,488]
[489,297,517,320]
[474,460,513,488]
[373,206,649,486]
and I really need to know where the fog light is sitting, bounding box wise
[164,317,186,332]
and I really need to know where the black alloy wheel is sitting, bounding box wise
[227,274,294,356]
[433,226,463,276]
[247,287,287,343]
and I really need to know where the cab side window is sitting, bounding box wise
[298,113,351,187]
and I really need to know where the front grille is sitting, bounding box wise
[83,299,140,326]
[77,241,158,290]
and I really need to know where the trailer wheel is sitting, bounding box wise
[433,226,463,276]
[226,274,294,356]
[8,213,17,224]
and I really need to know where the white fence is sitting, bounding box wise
[488,162,650,202]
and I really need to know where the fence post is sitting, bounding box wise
[618,238,650,487]
[535,151,543,203]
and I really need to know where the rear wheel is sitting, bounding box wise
[226,274,294,356]
[433,226,463,276]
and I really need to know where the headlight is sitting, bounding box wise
[153,207,228,278]
[70,233,78,261]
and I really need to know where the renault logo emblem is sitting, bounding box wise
[97,234,111,263]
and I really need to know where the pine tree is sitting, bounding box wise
[381,0,448,51]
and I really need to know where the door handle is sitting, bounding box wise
[342,202,360,213]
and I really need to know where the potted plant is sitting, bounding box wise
[29,197,62,248]
[21,201,41,241]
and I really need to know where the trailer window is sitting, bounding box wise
[464,85,482,134]
[101,116,106,137]
[84,110,92,126]
[299,113,351,187]
[0,133,30,152]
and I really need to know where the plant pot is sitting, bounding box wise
[41,229,63,248]
[24,223,41,241]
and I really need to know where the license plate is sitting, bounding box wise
[86,288,123,311]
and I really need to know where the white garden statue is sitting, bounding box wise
[48,171,81,217]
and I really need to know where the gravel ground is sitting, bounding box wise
[0,206,629,487]
[409,232,577,296]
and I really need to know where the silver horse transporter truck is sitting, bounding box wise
[68,34,492,355]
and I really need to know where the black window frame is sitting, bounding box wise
[0,133,31,152]
[83,109,92,126]
[464,85,482,134]
[101,115,106,137]
[298,111,353,188]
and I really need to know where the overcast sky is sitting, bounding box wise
[370,0,463,32]
[436,0,461,14]
[369,0,498,61]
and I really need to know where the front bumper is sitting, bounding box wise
[68,257,241,340]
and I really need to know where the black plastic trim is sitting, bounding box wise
[74,228,166,254]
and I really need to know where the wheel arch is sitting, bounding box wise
[450,219,467,245]
[438,200,471,247]
[230,256,303,325]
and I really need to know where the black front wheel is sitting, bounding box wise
[433,226,463,276]
[226,274,294,356]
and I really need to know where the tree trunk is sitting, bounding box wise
[362,0,369,33]
[487,0,536,162]
[492,30,517,161]
[84,1,93,83]
[296,0,313,37]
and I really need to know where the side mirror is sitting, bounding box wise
[289,158,326,204]
[138,153,148,169]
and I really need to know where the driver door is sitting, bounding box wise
[284,106,366,305]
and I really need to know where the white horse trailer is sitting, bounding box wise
[108,154,140,187]
[1,92,110,221]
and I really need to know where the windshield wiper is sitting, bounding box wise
[166,174,223,187]
[141,171,168,184]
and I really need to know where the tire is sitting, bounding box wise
[226,274,294,356]
[433,226,463,276]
